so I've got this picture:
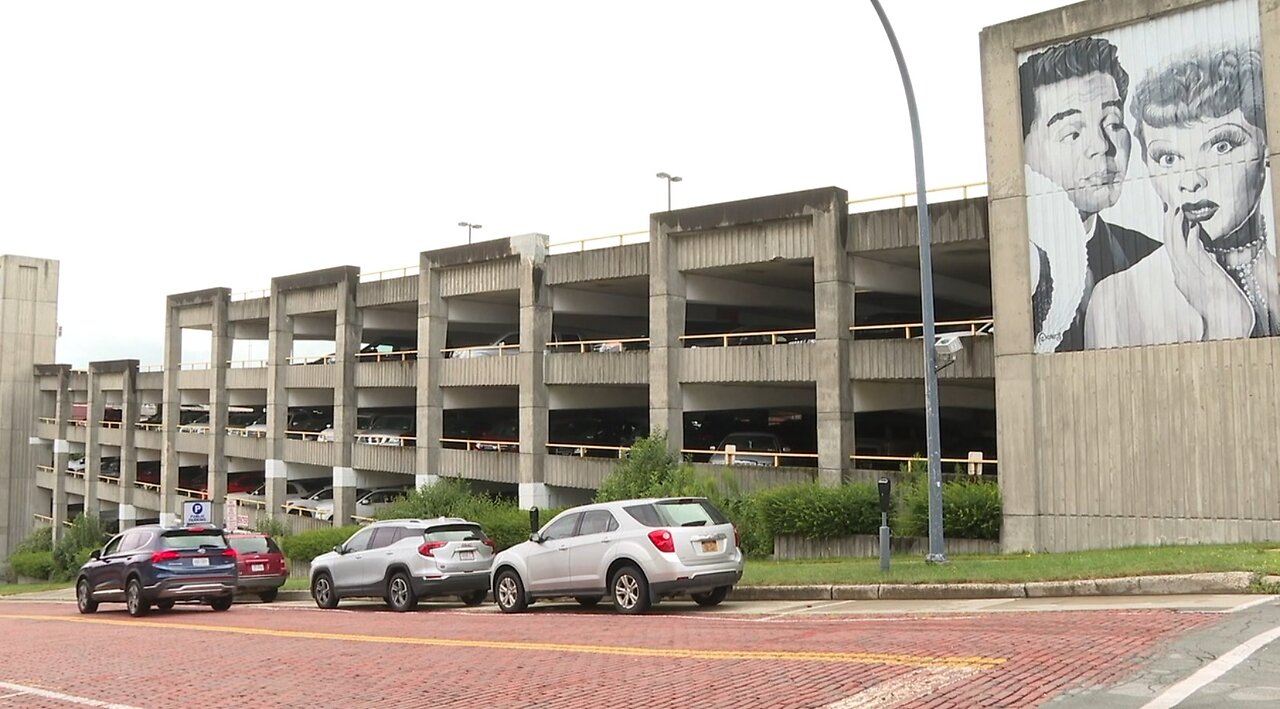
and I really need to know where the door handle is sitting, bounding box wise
[556,545,568,551]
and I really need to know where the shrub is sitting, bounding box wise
[755,483,882,539]
[52,515,107,581]
[897,477,1002,541]
[15,526,53,555]
[8,551,55,581]
[278,526,362,564]
[595,432,719,502]
[252,516,290,539]
[715,495,771,558]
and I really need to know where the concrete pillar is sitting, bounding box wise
[813,189,854,487]
[331,273,360,525]
[117,504,138,531]
[265,280,294,516]
[119,362,140,527]
[207,292,232,525]
[50,366,71,541]
[417,255,446,488]
[516,235,551,509]
[84,364,103,519]
[160,300,182,523]
[649,215,686,453]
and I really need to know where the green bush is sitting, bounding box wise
[897,477,1002,541]
[15,526,53,555]
[375,479,553,551]
[754,483,882,540]
[252,516,290,539]
[52,515,107,581]
[715,496,771,558]
[278,526,362,564]
[595,432,720,502]
[8,550,55,581]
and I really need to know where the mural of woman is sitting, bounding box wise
[1130,47,1280,339]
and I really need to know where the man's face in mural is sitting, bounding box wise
[1142,107,1267,242]
[1024,72,1131,215]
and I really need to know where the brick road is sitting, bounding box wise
[0,599,1220,708]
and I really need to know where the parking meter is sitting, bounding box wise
[877,478,891,572]
[878,478,892,515]
[529,506,540,535]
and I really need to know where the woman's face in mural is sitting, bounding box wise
[1143,108,1267,241]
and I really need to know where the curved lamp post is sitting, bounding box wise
[656,172,682,211]
[458,221,482,244]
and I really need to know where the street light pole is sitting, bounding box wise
[458,221,482,244]
[656,172,682,211]
[869,0,946,563]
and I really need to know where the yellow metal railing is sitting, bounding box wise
[846,181,988,213]
[136,422,163,432]
[179,361,211,371]
[441,437,518,452]
[441,343,520,357]
[351,514,377,525]
[38,416,56,425]
[67,469,86,479]
[135,481,161,493]
[176,486,209,500]
[548,230,649,255]
[230,288,270,302]
[99,420,123,429]
[683,448,820,467]
[680,328,816,348]
[229,359,268,369]
[354,434,416,447]
[850,317,994,339]
[33,513,54,524]
[226,427,267,438]
[355,350,418,362]
[545,442,631,458]
[851,454,998,476]
[546,337,649,353]
[140,364,165,373]
[360,266,420,283]
[36,465,54,473]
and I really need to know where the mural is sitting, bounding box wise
[1019,0,1278,352]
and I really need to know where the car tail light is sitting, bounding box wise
[648,529,675,553]
[482,538,496,552]
[418,541,446,557]
[733,526,741,548]
[221,548,237,558]
[151,550,181,562]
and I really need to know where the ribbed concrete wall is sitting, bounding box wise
[439,449,519,484]
[547,244,649,285]
[357,276,416,307]
[175,433,206,455]
[229,298,269,322]
[545,352,647,386]
[680,345,814,383]
[176,370,213,391]
[284,286,337,315]
[224,436,267,460]
[439,260,519,297]
[135,430,162,451]
[354,360,416,388]
[850,198,989,252]
[676,218,812,271]
[544,456,615,489]
[284,364,337,389]
[851,338,995,380]
[137,372,163,391]
[284,440,336,467]
[174,304,213,328]
[438,357,518,387]
[352,445,415,475]
[98,429,122,448]
[227,368,267,390]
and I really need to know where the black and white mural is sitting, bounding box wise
[1020,0,1278,352]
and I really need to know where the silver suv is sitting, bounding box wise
[309,518,495,611]
[491,497,743,615]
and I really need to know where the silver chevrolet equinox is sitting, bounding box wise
[310,518,494,611]
[491,497,744,614]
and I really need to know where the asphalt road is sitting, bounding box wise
[0,593,1277,707]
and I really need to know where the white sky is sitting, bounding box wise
[0,0,1073,367]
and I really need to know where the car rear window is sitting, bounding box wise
[423,524,486,542]
[160,530,228,550]
[624,500,728,527]
[228,536,278,554]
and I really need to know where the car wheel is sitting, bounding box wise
[312,573,339,609]
[75,578,98,614]
[610,565,651,615]
[259,588,279,603]
[460,589,487,607]
[209,595,233,612]
[126,578,150,617]
[386,572,418,612]
[574,595,602,607]
[494,569,527,613]
[155,600,176,611]
[691,586,730,607]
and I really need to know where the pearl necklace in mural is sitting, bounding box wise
[1210,237,1268,315]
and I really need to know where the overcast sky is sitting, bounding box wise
[0,0,1073,367]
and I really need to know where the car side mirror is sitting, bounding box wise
[333,545,344,554]
[529,533,543,544]
[782,447,791,453]
[89,549,101,560]
[709,445,717,451]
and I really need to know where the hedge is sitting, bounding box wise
[8,550,55,581]
[897,478,1002,541]
[278,526,362,564]
[754,483,883,540]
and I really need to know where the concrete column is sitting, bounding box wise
[160,301,182,523]
[417,255,446,487]
[516,237,551,509]
[207,293,232,525]
[648,214,686,452]
[813,189,854,487]
[265,280,293,516]
[331,273,360,525]
[50,366,71,541]
[84,364,103,518]
[119,362,139,527]
[117,504,138,531]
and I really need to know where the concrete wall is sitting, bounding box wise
[981,0,1280,551]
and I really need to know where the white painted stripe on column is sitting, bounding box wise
[333,466,355,486]
[265,459,287,479]
[1142,623,1280,709]
[0,680,143,709]
[822,667,980,709]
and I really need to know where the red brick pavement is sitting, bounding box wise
[0,601,1218,708]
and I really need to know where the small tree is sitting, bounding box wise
[595,431,719,502]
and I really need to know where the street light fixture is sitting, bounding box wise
[656,172,682,211]
[870,0,947,563]
[458,221,482,244]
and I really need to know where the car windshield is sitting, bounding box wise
[423,524,485,542]
[720,434,779,452]
[308,488,334,501]
[369,414,413,432]
[624,500,728,527]
[229,536,275,554]
[161,530,228,550]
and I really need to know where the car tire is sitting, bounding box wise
[610,565,651,615]
[574,596,602,607]
[259,588,279,603]
[494,569,528,613]
[460,589,487,607]
[126,577,150,617]
[312,572,339,609]
[386,572,418,612]
[155,600,176,611]
[75,578,98,614]
[209,595,233,612]
[691,586,730,607]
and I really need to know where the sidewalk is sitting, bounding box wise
[7,572,1275,604]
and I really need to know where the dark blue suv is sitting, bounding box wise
[76,525,239,616]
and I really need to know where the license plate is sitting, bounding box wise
[192,557,209,567]
[459,550,475,561]
[251,564,265,572]
[700,540,717,552]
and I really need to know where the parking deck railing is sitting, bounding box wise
[845,181,988,213]
[850,453,998,476]
[37,416,56,425]
[440,343,520,357]
[546,337,650,353]
[359,265,420,283]
[681,448,820,467]
[440,437,519,452]
[680,328,816,348]
[545,442,631,458]
[850,317,994,340]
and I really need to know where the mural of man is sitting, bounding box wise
[1020,36,1161,352]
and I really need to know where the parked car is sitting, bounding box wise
[227,532,288,602]
[309,517,496,611]
[354,412,415,446]
[229,478,328,506]
[450,331,583,359]
[75,524,238,617]
[284,486,340,515]
[475,419,518,452]
[312,487,409,522]
[491,497,743,615]
[316,412,377,443]
[708,432,789,466]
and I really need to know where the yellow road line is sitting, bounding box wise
[0,613,1006,669]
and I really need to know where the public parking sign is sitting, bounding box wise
[183,500,211,526]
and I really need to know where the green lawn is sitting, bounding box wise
[741,543,1280,585]
[0,581,70,596]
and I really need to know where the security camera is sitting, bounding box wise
[934,333,964,358]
